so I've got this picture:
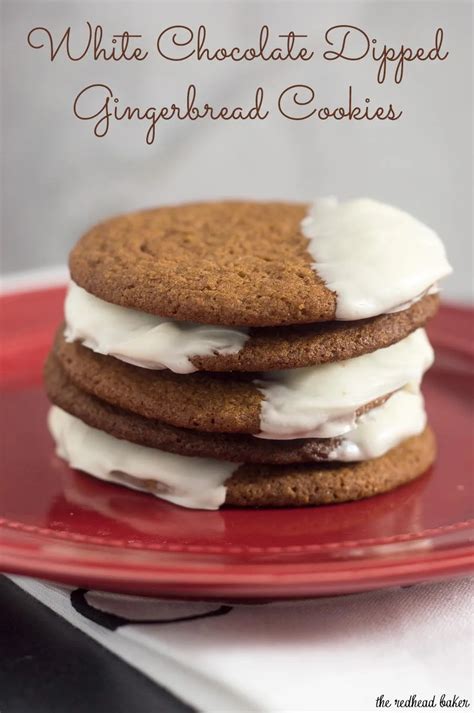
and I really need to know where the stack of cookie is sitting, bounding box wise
[45,198,451,509]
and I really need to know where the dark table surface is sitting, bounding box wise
[0,576,195,713]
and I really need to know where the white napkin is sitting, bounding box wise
[10,576,473,712]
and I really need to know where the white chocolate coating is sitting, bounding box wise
[64,282,249,374]
[329,386,426,461]
[255,329,433,440]
[301,197,452,319]
[48,406,236,510]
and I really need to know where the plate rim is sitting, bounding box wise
[1,514,473,555]
[1,515,473,597]
[1,536,473,598]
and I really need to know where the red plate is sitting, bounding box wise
[1,286,473,599]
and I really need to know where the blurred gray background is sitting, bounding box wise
[1,0,472,302]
